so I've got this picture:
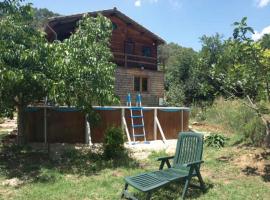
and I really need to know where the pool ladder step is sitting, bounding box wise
[126,93,147,143]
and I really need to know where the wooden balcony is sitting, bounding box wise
[113,52,157,70]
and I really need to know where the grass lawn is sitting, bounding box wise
[1,128,270,200]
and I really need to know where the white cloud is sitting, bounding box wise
[133,0,181,9]
[133,0,159,7]
[252,25,270,41]
[134,0,141,7]
[256,0,270,8]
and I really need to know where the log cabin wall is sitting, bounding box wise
[108,15,158,70]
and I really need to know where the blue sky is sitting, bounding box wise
[27,0,270,51]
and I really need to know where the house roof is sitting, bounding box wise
[45,7,165,44]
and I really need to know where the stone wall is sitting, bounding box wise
[115,67,164,106]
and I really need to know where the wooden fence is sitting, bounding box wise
[23,106,190,144]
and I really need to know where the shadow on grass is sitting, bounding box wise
[0,143,139,184]
[241,150,270,182]
[132,180,214,200]
[57,147,139,176]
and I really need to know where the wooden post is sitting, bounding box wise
[155,116,166,143]
[181,109,184,132]
[121,108,125,130]
[85,114,91,145]
[44,107,47,144]
[154,108,157,140]
[122,116,131,143]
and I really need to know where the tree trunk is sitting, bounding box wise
[17,104,25,145]
[263,120,270,147]
[266,81,270,102]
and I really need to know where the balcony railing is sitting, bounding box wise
[113,52,157,70]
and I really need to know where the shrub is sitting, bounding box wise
[103,126,125,159]
[164,82,185,106]
[205,133,227,148]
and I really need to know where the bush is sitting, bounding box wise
[165,82,185,106]
[103,126,125,159]
[203,98,266,146]
[205,133,227,148]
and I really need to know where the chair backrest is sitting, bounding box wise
[173,132,204,169]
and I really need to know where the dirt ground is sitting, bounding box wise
[0,118,16,132]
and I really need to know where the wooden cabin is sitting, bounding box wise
[45,8,165,106]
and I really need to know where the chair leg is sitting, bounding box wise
[195,167,206,192]
[181,176,191,200]
[146,192,152,200]
[121,183,129,198]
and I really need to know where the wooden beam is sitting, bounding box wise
[181,110,184,132]
[44,107,47,144]
[122,116,131,143]
[155,116,166,143]
[85,114,91,145]
[154,108,157,140]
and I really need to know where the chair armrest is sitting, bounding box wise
[156,156,174,161]
[157,156,174,170]
[183,160,204,167]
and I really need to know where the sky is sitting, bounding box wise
[26,0,270,51]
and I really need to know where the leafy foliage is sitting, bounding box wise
[0,0,117,143]
[210,17,270,101]
[103,126,125,159]
[49,13,118,110]
[164,82,185,106]
[260,34,270,49]
[159,43,200,105]
[0,0,48,118]
[205,133,227,148]
[33,8,60,29]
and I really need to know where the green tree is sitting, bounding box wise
[0,0,117,144]
[33,8,60,29]
[175,33,226,105]
[50,13,117,108]
[0,0,50,143]
[159,43,199,105]
[210,17,270,146]
[261,34,270,49]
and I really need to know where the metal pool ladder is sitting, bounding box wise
[126,93,147,143]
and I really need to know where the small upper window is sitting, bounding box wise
[142,46,152,57]
[125,40,134,54]
[112,22,118,30]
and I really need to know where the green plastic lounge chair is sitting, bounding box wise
[121,132,206,200]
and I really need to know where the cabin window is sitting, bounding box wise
[125,40,134,54]
[134,77,141,92]
[142,46,152,57]
[134,76,148,92]
[112,22,118,30]
[142,78,148,92]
